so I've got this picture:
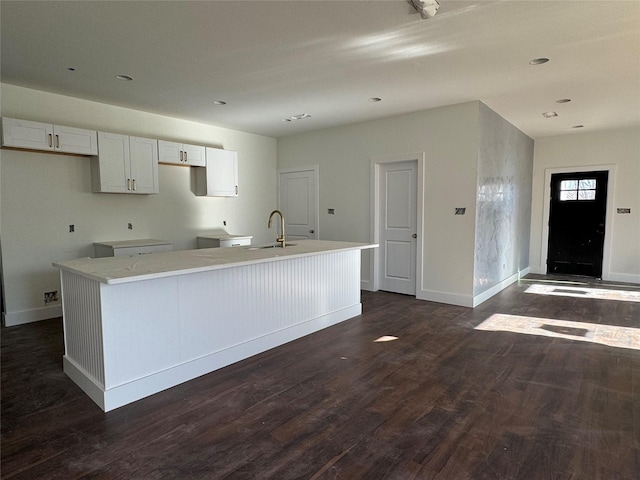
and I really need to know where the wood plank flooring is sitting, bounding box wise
[2,275,639,479]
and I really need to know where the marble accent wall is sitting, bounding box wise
[474,103,534,295]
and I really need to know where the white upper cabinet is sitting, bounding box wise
[2,117,98,155]
[129,136,160,194]
[158,140,205,167]
[91,132,158,194]
[195,147,238,197]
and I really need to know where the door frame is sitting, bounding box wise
[540,164,616,280]
[277,165,320,240]
[370,152,425,295]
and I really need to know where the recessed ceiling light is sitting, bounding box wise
[115,74,134,81]
[529,57,550,65]
[213,100,227,105]
[556,98,572,103]
[572,125,584,129]
[369,97,382,102]
[542,111,558,118]
[282,113,312,122]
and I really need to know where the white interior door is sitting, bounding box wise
[278,167,319,240]
[379,161,417,295]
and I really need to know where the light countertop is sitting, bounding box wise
[54,239,377,285]
[93,239,173,248]
[197,234,253,240]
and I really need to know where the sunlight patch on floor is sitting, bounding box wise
[374,336,399,343]
[525,284,640,303]
[476,313,640,351]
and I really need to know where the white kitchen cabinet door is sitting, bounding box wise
[195,147,238,197]
[2,118,53,150]
[158,140,205,167]
[92,132,130,193]
[91,132,158,194]
[2,117,97,155]
[181,144,206,167]
[158,140,182,165]
[129,136,159,194]
[54,125,98,155]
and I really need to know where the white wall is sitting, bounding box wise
[278,102,481,305]
[474,103,533,299]
[530,127,640,283]
[1,84,278,325]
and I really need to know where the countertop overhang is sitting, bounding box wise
[53,239,377,285]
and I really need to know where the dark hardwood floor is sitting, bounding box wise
[2,275,639,479]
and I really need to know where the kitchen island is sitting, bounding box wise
[54,240,376,411]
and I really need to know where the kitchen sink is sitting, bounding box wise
[248,243,298,250]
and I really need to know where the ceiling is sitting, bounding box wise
[2,0,639,139]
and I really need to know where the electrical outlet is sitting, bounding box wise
[128,223,133,230]
[328,208,335,215]
[44,290,59,304]
[223,220,227,226]
[69,224,75,232]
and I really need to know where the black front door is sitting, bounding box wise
[547,171,608,277]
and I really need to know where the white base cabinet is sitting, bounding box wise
[158,140,206,166]
[195,147,238,197]
[91,132,159,194]
[94,239,173,257]
[197,235,252,248]
[2,117,98,155]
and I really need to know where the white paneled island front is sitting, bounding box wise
[54,240,376,411]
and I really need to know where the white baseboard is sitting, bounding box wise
[603,272,640,284]
[472,267,530,307]
[523,266,638,285]
[3,304,62,326]
[415,268,531,308]
[417,289,473,307]
[361,278,374,291]
[65,304,362,412]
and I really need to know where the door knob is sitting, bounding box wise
[412,234,417,238]
[310,229,315,234]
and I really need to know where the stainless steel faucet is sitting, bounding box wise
[268,210,286,248]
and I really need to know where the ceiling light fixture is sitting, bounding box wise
[542,111,558,118]
[282,113,312,122]
[556,98,572,104]
[213,100,227,105]
[369,97,382,102]
[115,74,134,81]
[67,67,76,71]
[529,58,550,65]
[407,0,439,19]
[572,125,584,129]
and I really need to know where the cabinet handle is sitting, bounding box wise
[55,135,60,148]
[235,185,238,195]
[127,178,131,191]
[132,179,136,191]
[180,151,183,162]
[48,134,53,147]
[184,151,188,162]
